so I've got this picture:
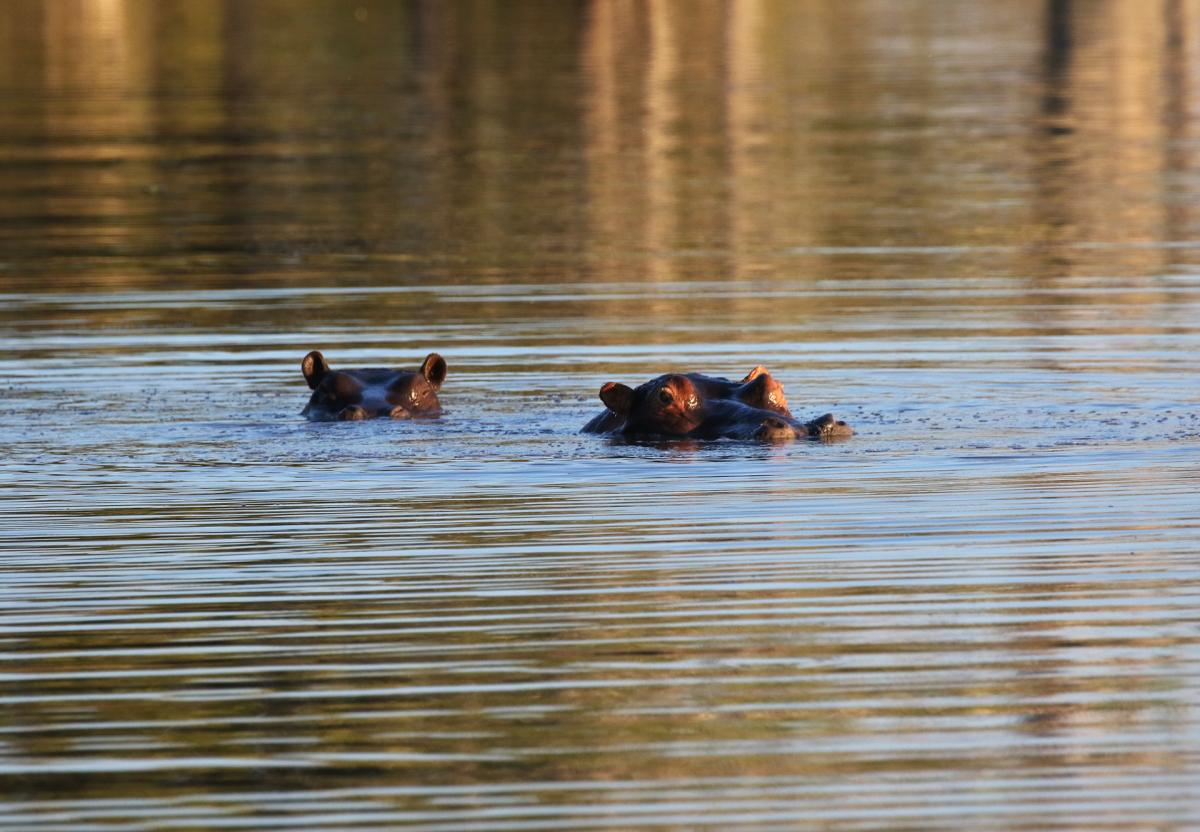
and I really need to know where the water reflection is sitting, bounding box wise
[2,1,1199,829]
[0,1,1197,287]
[1029,0,1198,282]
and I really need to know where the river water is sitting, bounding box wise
[2,1,1199,829]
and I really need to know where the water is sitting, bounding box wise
[2,1,1200,829]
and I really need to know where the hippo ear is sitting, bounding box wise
[599,382,634,416]
[420,353,447,389]
[741,365,769,383]
[739,371,789,412]
[302,351,330,389]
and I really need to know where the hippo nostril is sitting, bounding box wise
[805,413,854,438]
[755,417,797,442]
[339,406,369,421]
[388,405,412,420]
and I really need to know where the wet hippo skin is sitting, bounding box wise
[585,371,852,441]
[581,366,790,434]
[301,351,447,421]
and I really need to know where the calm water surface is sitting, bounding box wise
[2,1,1199,829]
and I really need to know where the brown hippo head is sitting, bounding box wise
[590,368,852,441]
[582,366,791,434]
[301,351,447,421]
[599,373,706,437]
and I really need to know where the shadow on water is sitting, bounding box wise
[1,1,1199,829]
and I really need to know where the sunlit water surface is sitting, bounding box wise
[1,2,1199,830]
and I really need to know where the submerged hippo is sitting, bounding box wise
[301,351,447,421]
[582,366,790,434]
[585,370,852,441]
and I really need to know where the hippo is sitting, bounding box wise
[582,366,790,434]
[301,351,447,421]
[586,371,852,441]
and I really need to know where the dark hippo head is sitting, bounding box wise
[582,366,790,434]
[599,373,707,437]
[301,351,447,421]
[589,370,853,442]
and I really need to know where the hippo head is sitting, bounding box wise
[583,365,792,435]
[595,369,853,441]
[301,351,447,421]
[599,374,706,436]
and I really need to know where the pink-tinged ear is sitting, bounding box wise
[599,382,634,416]
[671,376,701,410]
[741,365,769,383]
[302,351,330,389]
[421,353,447,389]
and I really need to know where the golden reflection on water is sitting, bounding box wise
[0,0,1197,286]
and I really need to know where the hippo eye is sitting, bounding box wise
[657,389,673,405]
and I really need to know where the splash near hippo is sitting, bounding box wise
[300,351,447,421]
[584,367,852,442]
